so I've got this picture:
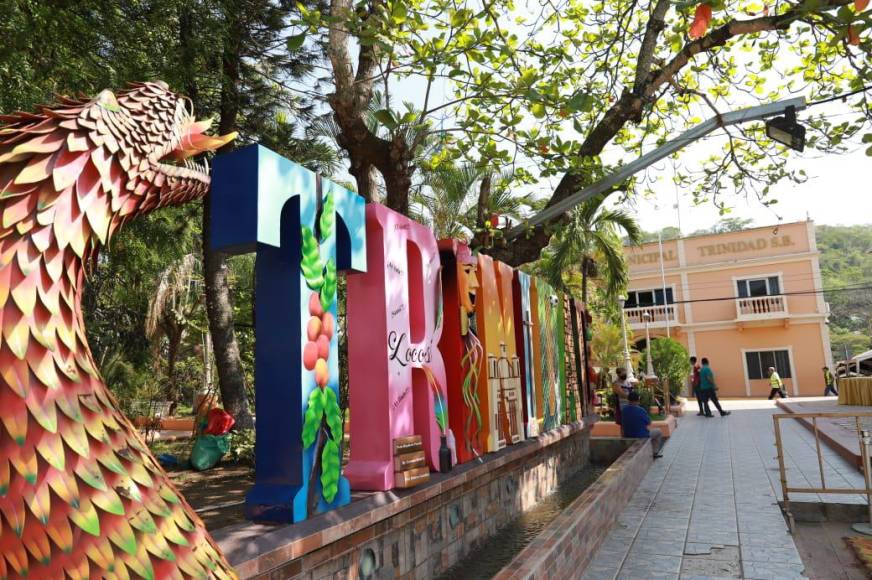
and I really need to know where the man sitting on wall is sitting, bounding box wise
[621,391,664,459]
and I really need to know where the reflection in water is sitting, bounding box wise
[437,465,608,580]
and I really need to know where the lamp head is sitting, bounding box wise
[765,105,805,152]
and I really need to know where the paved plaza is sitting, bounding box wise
[583,399,868,579]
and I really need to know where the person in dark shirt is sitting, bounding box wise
[690,356,704,416]
[621,391,664,458]
[699,358,731,417]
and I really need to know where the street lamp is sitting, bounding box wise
[617,295,636,381]
[765,105,806,152]
[643,311,656,380]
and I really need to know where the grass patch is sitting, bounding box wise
[149,438,193,458]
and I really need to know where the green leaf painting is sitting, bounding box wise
[320,259,337,312]
[319,192,335,242]
[301,226,324,290]
[302,387,326,448]
[323,387,343,441]
[320,438,341,503]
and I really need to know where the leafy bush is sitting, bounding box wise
[640,337,691,399]
[637,387,655,411]
[591,320,634,370]
[228,429,256,467]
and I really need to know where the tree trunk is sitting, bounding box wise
[199,4,254,429]
[580,262,592,415]
[166,329,181,403]
[476,173,491,230]
[306,418,329,516]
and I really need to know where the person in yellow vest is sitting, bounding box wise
[767,367,788,400]
[823,366,838,397]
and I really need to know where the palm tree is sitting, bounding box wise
[540,194,642,309]
[412,162,540,240]
[411,163,482,238]
[146,253,203,403]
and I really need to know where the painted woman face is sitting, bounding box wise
[460,263,479,314]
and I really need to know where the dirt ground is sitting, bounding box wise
[793,521,870,580]
[151,438,254,530]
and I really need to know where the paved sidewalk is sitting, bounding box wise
[582,399,866,580]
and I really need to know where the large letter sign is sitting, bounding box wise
[438,241,485,465]
[211,145,366,522]
[475,255,525,450]
[345,204,448,490]
[532,278,563,432]
[513,271,539,438]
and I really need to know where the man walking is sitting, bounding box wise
[690,356,704,416]
[699,358,731,417]
[621,391,664,458]
[823,366,839,397]
[767,367,788,400]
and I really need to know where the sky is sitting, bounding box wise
[616,137,870,235]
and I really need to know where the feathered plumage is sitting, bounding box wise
[0,82,236,578]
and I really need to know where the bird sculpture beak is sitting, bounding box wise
[170,117,237,160]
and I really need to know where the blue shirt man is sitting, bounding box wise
[621,391,664,458]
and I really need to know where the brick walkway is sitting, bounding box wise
[582,399,868,580]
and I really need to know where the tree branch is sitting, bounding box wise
[632,0,671,95]
[486,0,854,266]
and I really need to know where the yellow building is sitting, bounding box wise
[624,220,831,398]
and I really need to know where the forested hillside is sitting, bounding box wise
[816,225,872,362]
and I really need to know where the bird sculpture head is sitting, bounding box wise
[0,82,237,578]
[0,80,235,254]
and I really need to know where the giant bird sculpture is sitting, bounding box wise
[0,82,237,578]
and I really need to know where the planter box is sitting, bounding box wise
[591,414,678,438]
[161,417,195,431]
[131,416,195,431]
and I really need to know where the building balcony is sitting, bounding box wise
[735,295,788,321]
[625,305,679,329]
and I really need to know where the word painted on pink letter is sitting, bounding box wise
[346,204,450,491]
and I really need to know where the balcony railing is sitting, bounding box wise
[624,305,678,327]
[736,295,787,319]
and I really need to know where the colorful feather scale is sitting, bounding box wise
[0,82,236,578]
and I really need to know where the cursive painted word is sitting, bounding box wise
[392,384,411,409]
[387,331,432,367]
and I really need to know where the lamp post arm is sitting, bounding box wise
[505,97,808,240]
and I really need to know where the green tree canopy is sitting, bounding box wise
[302,0,872,265]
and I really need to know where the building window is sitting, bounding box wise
[624,288,674,308]
[736,276,780,298]
[745,350,792,380]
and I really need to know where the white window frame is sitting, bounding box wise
[732,272,784,299]
[740,346,799,396]
[624,284,677,309]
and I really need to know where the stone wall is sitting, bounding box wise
[492,437,653,579]
[216,421,596,579]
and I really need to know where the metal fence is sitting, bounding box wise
[773,411,872,532]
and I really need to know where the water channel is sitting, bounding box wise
[436,463,609,580]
